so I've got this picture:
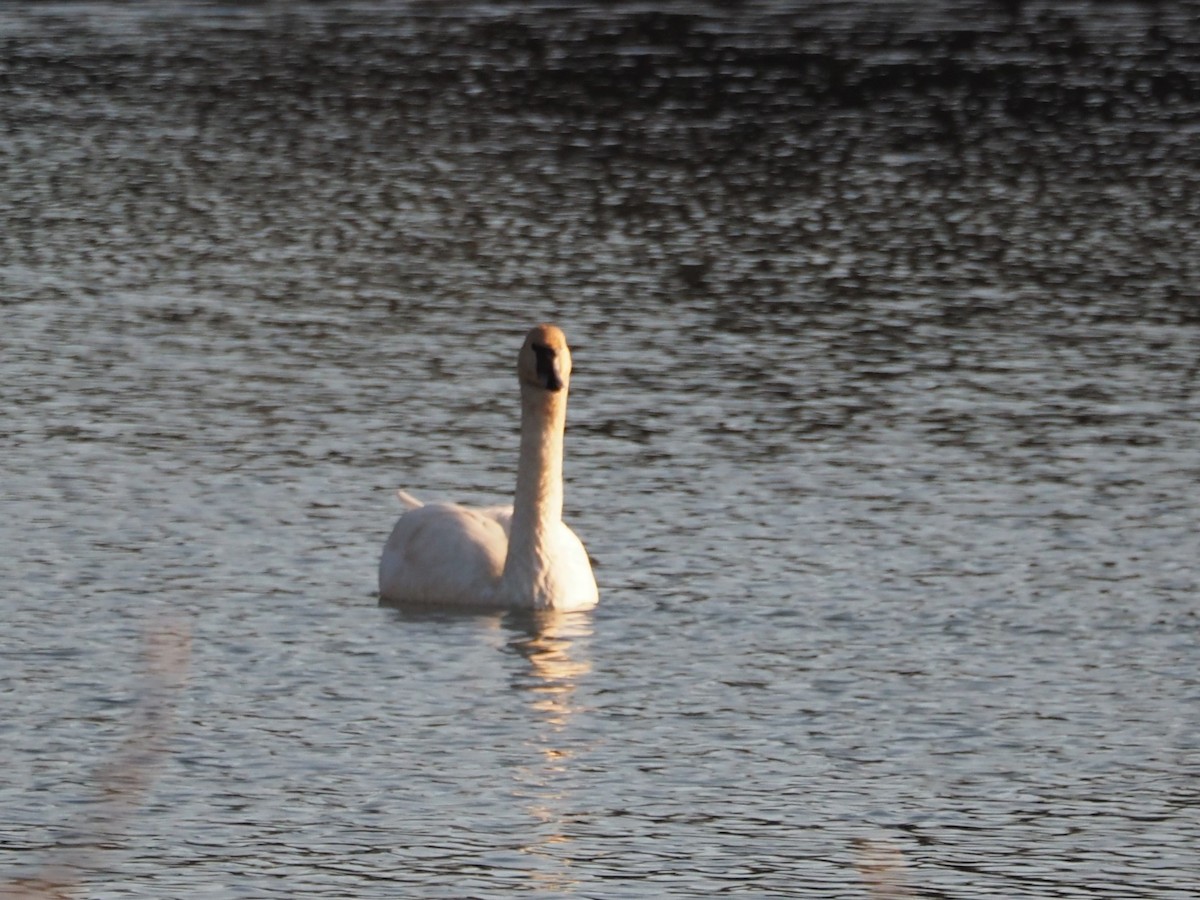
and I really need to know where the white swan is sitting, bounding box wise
[379,324,599,611]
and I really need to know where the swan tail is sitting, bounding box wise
[396,490,424,510]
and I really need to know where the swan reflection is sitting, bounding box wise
[505,610,594,891]
[508,610,593,722]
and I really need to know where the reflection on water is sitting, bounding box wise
[508,612,593,895]
[508,612,594,729]
[2,0,1198,896]
[855,838,915,900]
[2,619,191,899]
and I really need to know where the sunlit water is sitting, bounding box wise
[2,2,1198,897]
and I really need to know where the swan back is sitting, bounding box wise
[379,503,508,607]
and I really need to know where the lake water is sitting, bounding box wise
[2,2,1198,896]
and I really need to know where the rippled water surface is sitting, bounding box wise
[3,2,1199,896]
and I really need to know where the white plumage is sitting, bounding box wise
[379,324,599,611]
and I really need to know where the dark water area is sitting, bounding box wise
[2,2,1199,897]
[6,1,1199,327]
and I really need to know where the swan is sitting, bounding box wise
[379,324,599,611]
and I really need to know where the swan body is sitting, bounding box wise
[379,324,599,611]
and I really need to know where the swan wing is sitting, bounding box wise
[379,503,509,607]
[395,490,424,509]
[476,505,513,536]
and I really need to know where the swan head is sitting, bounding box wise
[518,324,572,394]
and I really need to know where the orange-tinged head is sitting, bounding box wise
[518,323,572,393]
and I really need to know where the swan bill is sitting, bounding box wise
[532,344,564,392]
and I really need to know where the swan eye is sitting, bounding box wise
[532,343,563,391]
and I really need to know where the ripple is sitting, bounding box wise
[2,1,1198,896]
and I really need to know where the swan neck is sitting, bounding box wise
[512,387,566,528]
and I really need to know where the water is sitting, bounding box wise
[2,2,1199,896]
